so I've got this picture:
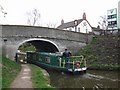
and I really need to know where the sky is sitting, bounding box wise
[0,0,120,27]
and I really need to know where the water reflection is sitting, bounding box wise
[48,70,120,88]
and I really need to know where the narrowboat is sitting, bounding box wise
[27,51,87,73]
[16,52,27,63]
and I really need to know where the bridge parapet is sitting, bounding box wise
[1,25,93,43]
[1,25,94,60]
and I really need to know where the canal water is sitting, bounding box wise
[48,70,120,88]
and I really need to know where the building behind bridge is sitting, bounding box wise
[57,13,93,34]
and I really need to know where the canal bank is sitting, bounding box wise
[1,55,55,89]
[2,55,21,88]
[75,35,120,71]
[29,64,57,89]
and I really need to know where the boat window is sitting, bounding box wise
[32,54,37,60]
[39,56,42,61]
[45,57,50,63]
[27,54,31,59]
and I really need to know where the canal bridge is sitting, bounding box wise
[1,25,93,60]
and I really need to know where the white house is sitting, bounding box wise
[57,13,92,33]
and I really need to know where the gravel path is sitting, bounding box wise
[10,64,33,88]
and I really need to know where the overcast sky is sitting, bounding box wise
[0,0,120,27]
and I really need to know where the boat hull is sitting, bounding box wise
[29,60,87,74]
[27,52,87,74]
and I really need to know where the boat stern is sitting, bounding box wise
[68,67,87,73]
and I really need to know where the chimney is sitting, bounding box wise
[83,12,86,20]
[61,19,64,24]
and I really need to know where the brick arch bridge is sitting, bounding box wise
[1,25,93,60]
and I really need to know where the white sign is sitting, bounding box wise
[107,8,117,15]
[118,1,120,29]
[107,8,117,30]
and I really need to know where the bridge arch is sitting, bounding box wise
[2,25,93,60]
[17,38,60,53]
[14,38,60,62]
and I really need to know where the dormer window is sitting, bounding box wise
[74,20,78,26]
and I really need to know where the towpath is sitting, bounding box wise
[10,64,33,88]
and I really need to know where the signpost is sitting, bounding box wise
[107,8,117,30]
[118,1,120,29]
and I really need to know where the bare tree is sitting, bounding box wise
[46,22,57,28]
[98,15,108,30]
[0,5,7,17]
[26,9,40,26]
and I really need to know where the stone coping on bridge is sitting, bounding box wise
[1,24,93,35]
[1,24,93,43]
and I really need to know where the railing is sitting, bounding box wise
[59,55,86,69]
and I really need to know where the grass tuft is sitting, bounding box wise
[30,64,58,89]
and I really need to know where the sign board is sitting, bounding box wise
[118,1,120,29]
[107,8,117,30]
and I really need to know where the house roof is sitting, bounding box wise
[92,27,104,31]
[57,19,92,29]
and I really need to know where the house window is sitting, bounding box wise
[74,20,78,26]
[78,28,80,32]
[69,27,72,31]
[75,27,77,32]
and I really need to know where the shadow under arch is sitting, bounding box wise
[17,38,60,53]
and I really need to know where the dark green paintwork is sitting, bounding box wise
[27,52,86,72]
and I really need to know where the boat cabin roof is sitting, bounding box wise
[27,51,61,57]
[39,52,61,56]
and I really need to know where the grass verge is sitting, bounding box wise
[2,55,21,88]
[30,64,58,90]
